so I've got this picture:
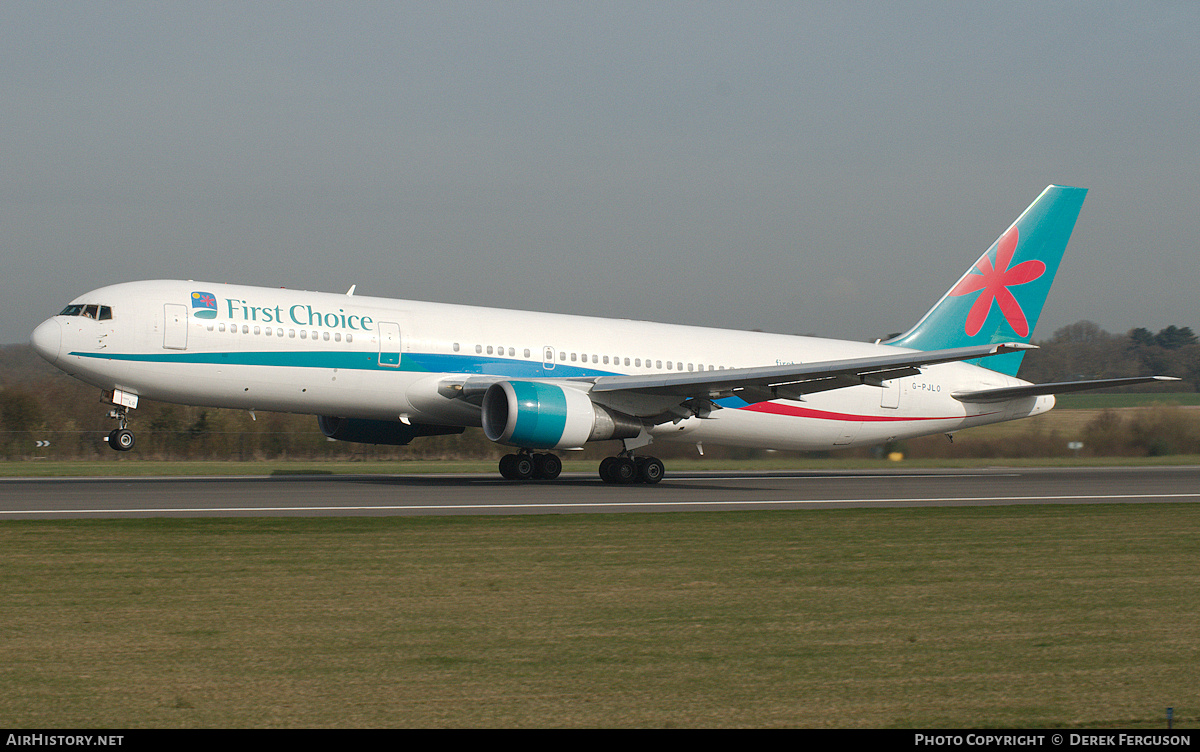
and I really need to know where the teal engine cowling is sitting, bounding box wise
[481,381,642,450]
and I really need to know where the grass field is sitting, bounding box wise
[2,504,1196,728]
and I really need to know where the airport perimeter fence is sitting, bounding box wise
[0,427,502,462]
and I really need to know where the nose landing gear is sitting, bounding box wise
[104,395,137,452]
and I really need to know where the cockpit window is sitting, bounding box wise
[59,304,112,320]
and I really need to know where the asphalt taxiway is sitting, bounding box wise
[1,465,1198,519]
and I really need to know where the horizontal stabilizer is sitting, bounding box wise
[952,376,1180,404]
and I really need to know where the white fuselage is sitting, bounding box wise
[30,280,1052,451]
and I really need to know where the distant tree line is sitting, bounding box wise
[1018,321,1200,390]
[1,322,1196,461]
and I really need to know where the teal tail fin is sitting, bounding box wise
[886,185,1087,376]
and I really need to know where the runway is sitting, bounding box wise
[1,465,1199,518]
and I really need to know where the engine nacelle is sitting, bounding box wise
[317,416,465,446]
[481,381,642,449]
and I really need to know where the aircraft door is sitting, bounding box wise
[163,304,188,350]
[881,379,901,409]
[833,422,863,446]
[378,321,401,367]
[542,346,556,373]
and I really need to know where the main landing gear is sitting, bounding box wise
[498,451,563,480]
[599,429,663,484]
[495,450,665,484]
[599,454,664,485]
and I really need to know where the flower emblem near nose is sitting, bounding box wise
[949,226,1045,337]
[191,291,218,319]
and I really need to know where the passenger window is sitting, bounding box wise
[523,348,530,358]
[334,332,341,342]
[453,343,460,352]
[300,330,307,339]
[322,331,330,341]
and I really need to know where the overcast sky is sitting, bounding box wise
[3,1,1197,345]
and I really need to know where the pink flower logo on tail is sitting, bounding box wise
[949,226,1044,337]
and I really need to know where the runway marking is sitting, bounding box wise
[649,472,1023,482]
[3,491,1200,516]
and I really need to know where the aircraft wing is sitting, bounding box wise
[587,342,1036,404]
[951,376,1180,403]
[444,342,1035,409]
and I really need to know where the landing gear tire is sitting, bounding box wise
[533,453,562,480]
[108,428,135,452]
[601,456,638,484]
[636,456,664,485]
[499,453,535,481]
[598,456,616,482]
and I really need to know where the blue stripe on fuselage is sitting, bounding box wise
[68,349,617,379]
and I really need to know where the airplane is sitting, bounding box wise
[28,185,1174,483]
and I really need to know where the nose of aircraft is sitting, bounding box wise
[30,318,62,365]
